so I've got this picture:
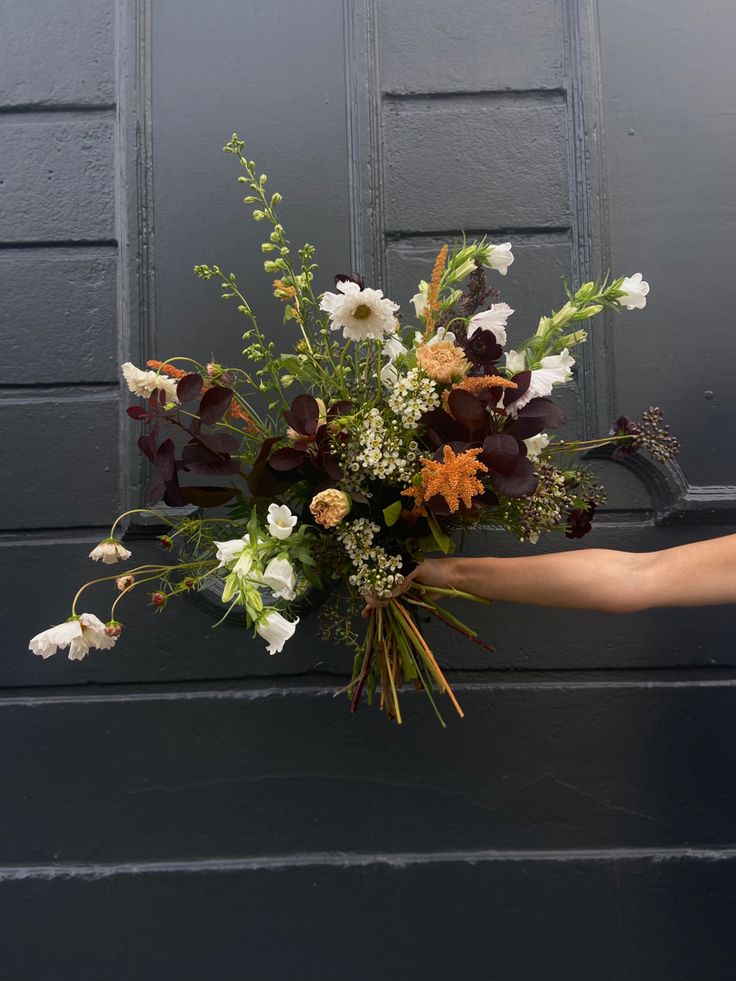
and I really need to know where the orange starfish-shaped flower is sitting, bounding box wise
[403,445,488,513]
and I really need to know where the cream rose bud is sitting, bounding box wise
[261,556,297,601]
[267,503,298,540]
[89,538,132,564]
[618,273,650,310]
[256,610,299,655]
[484,242,514,276]
[467,303,514,347]
[309,488,352,527]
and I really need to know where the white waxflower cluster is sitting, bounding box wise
[344,409,419,482]
[387,367,440,428]
[336,518,404,598]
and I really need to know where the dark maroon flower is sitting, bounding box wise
[565,501,596,539]
[463,328,503,368]
[611,415,640,461]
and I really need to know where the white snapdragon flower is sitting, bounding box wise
[89,538,132,564]
[261,556,297,601]
[618,273,649,310]
[256,610,299,655]
[505,349,526,374]
[523,433,550,460]
[121,363,179,402]
[320,281,399,341]
[267,503,298,540]
[29,613,117,661]
[484,242,514,276]
[511,350,575,413]
[467,303,514,347]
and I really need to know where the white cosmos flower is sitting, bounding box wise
[89,539,132,564]
[618,273,649,310]
[505,349,527,374]
[467,303,514,347]
[511,354,574,414]
[524,433,550,460]
[256,610,299,655]
[29,613,117,661]
[320,281,399,341]
[261,556,297,601]
[484,242,514,276]
[267,503,298,540]
[121,363,179,402]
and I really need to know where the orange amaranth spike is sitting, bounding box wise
[423,243,449,337]
[402,445,487,513]
[146,360,187,379]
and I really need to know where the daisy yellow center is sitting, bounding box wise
[353,303,372,320]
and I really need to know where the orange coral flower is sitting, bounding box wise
[442,374,517,411]
[403,445,488,513]
[228,399,258,434]
[146,360,187,379]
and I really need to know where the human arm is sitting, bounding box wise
[411,533,736,613]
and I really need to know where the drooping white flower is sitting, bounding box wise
[29,613,117,661]
[484,242,514,276]
[267,503,298,541]
[320,281,399,341]
[256,610,299,655]
[505,349,527,374]
[121,363,179,402]
[524,433,550,460]
[540,348,576,378]
[89,538,132,564]
[467,303,514,347]
[413,325,457,347]
[411,291,428,318]
[214,537,249,568]
[261,556,297,601]
[382,334,408,385]
[618,273,649,310]
[511,357,574,414]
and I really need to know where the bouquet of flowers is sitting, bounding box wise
[29,134,679,725]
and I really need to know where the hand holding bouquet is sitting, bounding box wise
[29,134,678,725]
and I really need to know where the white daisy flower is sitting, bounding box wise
[89,538,132,564]
[122,362,179,402]
[29,613,118,661]
[319,281,399,341]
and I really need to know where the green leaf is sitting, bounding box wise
[382,500,403,527]
[427,511,453,555]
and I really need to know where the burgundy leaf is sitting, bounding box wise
[162,472,185,508]
[504,370,532,407]
[199,386,233,425]
[145,472,165,505]
[327,400,353,418]
[489,458,539,498]
[322,452,344,481]
[268,446,307,471]
[179,486,238,508]
[283,394,320,436]
[181,444,240,476]
[127,405,148,421]
[138,431,157,464]
[447,389,487,434]
[424,493,453,516]
[155,438,176,481]
[195,431,241,455]
[177,373,204,403]
[481,433,520,476]
[247,460,295,497]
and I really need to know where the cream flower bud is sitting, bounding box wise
[309,489,352,527]
[89,539,132,564]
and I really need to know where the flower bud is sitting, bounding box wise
[116,575,135,592]
[150,591,167,609]
[159,535,174,550]
[105,620,123,638]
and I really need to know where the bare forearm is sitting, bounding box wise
[416,533,736,612]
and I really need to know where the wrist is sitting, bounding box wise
[416,557,462,590]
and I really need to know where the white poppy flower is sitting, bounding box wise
[467,303,514,347]
[89,539,132,564]
[319,281,399,341]
[261,556,297,601]
[505,349,526,374]
[267,503,298,540]
[214,538,249,568]
[618,273,650,310]
[484,242,514,276]
[29,613,117,661]
[121,363,179,402]
[256,610,299,655]
[523,433,550,460]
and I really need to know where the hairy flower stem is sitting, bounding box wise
[70,560,216,616]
